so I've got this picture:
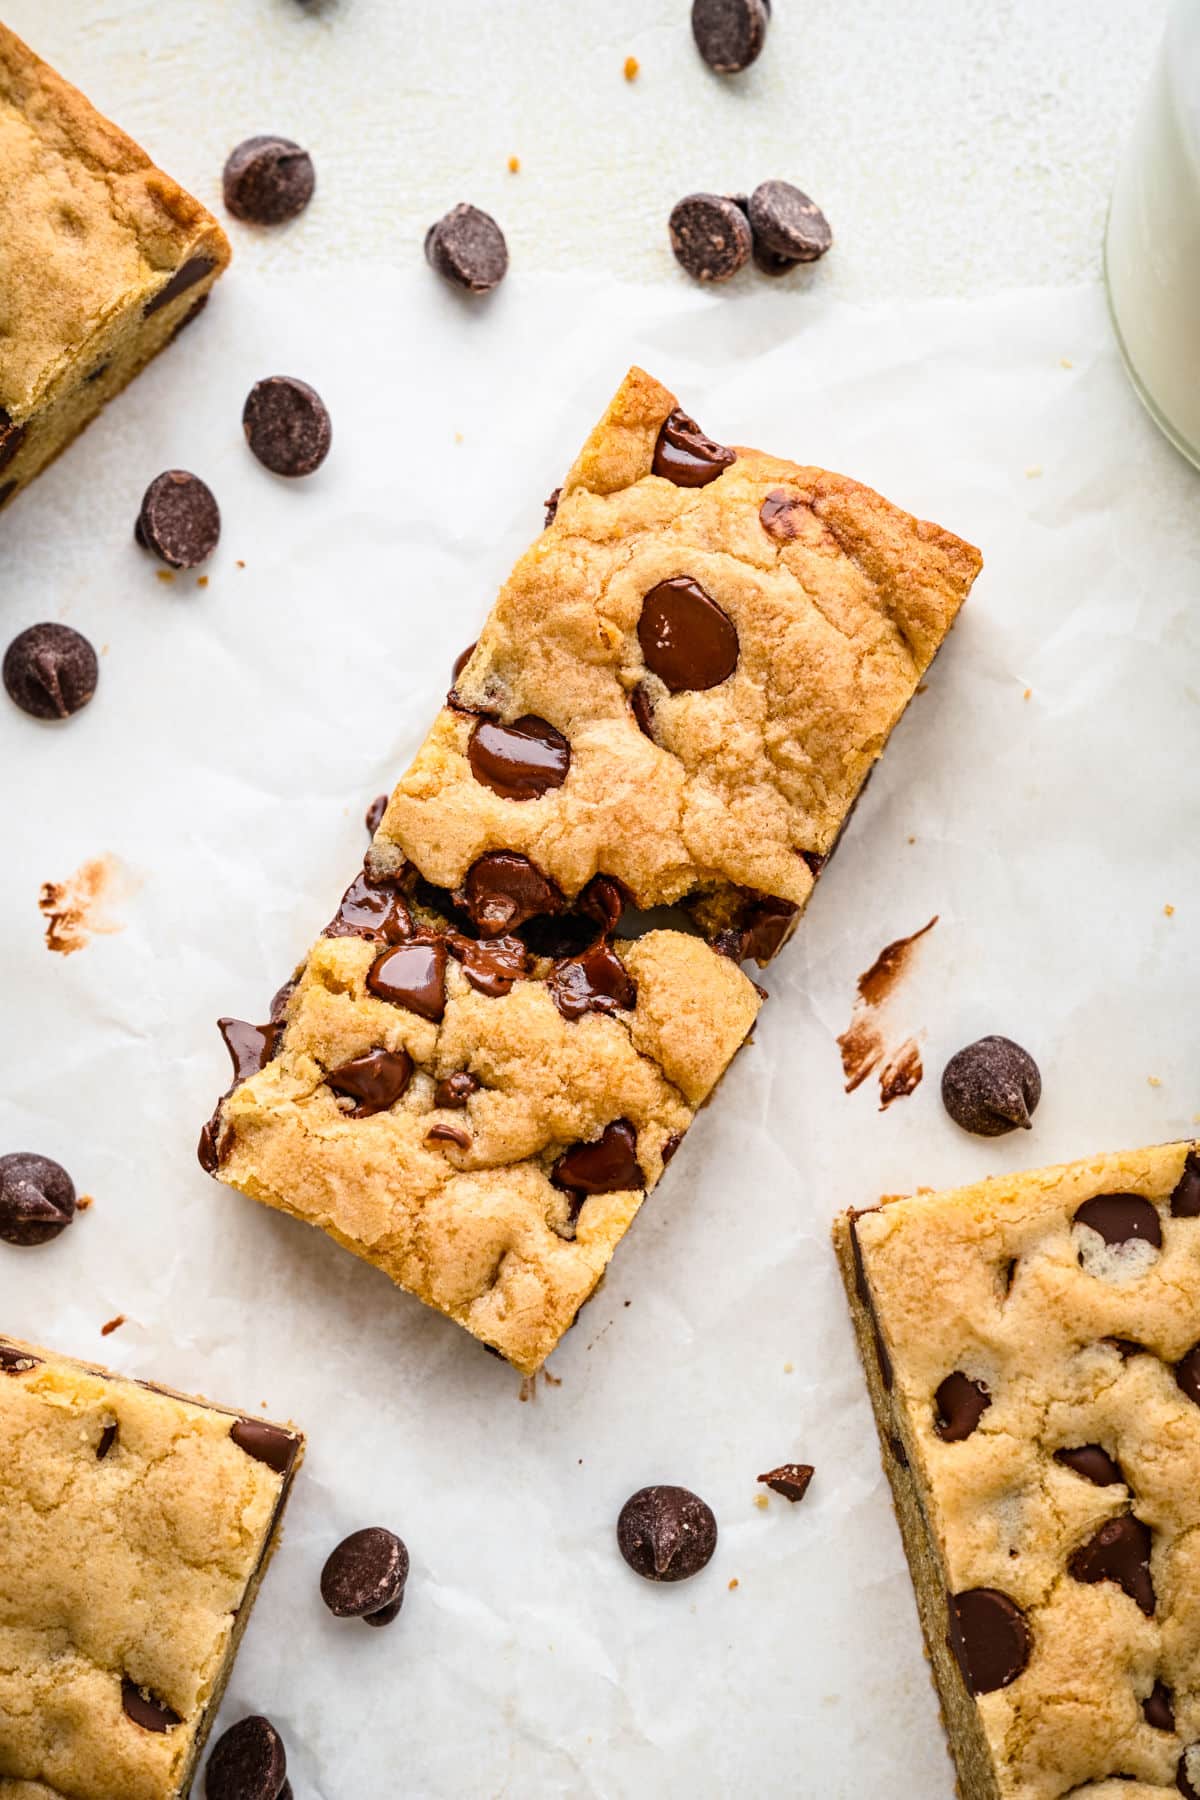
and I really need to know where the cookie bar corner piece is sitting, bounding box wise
[835,1140,1200,1800]
[0,22,230,512]
[0,1334,302,1799]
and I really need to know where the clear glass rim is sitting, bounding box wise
[1104,209,1200,475]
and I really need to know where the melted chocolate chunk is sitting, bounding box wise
[451,641,478,686]
[425,203,508,293]
[1054,1445,1124,1487]
[230,1417,301,1476]
[143,255,214,318]
[1068,1514,1155,1615]
[447,931,531,997]
[1144,1680,1175,1731]
[946,1589,1032,1695]
[638,577,739,693]
[327,1047,414,1115]
[933,1372,991,1443]
[0,1152,76,1246]
[243,376,332,477]
[651,408,736,488]
[1171,1147,1200,1218]
[941,1036,1042,1136]
[434,1072,479,1109]
[223,135,315,225]
[548,943,636,1021]
[121,1677,182,1732]
[759,489,809,543]
[4,622,99,720]
[552,1118,645,1195]
[1074,1193,1162,1249]
[217,1018,281,1085]
[757,1463,814,1503]
[321,1526,409,1624]
[456,852,564,936]
[1175,1343,1200,1406]
[205,1714,288,1800]
[0,408,27,474]
[135,470,220,568]
[365,793,388,836]
[738,892,799,965]
[325,870,413,944]
[579,875,628,936]
[0,1344,41,1374]
[467,715,570,800]
[617,1485,717,1583]
[367,940,447,1021]
[426,1122,470,1149]
[661,1131,684,1166]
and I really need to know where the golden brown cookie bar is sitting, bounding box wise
[0,25,230,512]
[373,366,981,960]
[0,1335,302,1800]
[834,1142,1200,1800]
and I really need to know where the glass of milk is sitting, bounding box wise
[1105,0,1200,471]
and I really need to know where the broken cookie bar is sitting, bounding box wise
[834,1141,1200,1800]
[0,24,230,513]
[0,1334,302,1800]
[375,366,981,965]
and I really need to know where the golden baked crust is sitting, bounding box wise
[0,24,230,507]
[835,1143,1200,1800]
[0,1336,302,1800]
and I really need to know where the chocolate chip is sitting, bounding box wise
[1175,1343,1200,1406]
[1171,1147,1200,1217]
[747,181,833,263]
[205,1714,287,1800]
[638,578,739,693]
[135,470,220,569]
[243,376,332,477]
[0,1344,41,1374]
[270,979,297,1024]
[0,408,27,473]
[691,0,771,72]
[618,1485,717,1582]
[1054,1445,1125,1487]
[751,239,801,277]
[451,641,478,686]
[579,875,628,936]
[365,794,388,836]
[941,1036,1042,1136]
[661,1131,684,1166]
[946,1589,1032,1695]
[631,683,656,739]
[0,1152,76,1247]
[367,940,447,1021]
[1180,1752,1200,1800]
[544,487,562,527]
[223,135,315,225]
[933,1372,991,1443]
[447,931,531,998]
[230,1418,301,1477]
[1069,1514,1154,1615]
[426,1122,470,1150]
[217,1018,281,1086]
[668,193,752,283]
[548,944,636,1021]
[321,1526,409,1624]
[4,623,98,721]
[1074,1193,1162,1249]
[325,870,413,944]
[425,204,508,293]
[467,715,571,800]
[757,1463,814,1503]
[518,910,599,960]
[121,1677,182,1732]
[327,1047,414,1116]
[143,256,215,318]
[1144,1680,1175,1731]
[97,1423,118,1460]
[760,490,809,543]
[552,1118,645,1195]
[456,852,564,936]
[736,892,799,965]
[435,1072,479,1108]
[652,408,736,488]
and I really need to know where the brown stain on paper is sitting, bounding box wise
[837,918,937,1110]
[39,854,135,955]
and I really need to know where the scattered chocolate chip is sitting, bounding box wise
[223,135,315,225]
[631,683,656,739]
[0,408,27,473]
[1175,1343,1200,1406]
[121,1677,182,1732]
[327,1047,414,1116]
[205,1713,287,1800]
[1144,1680,1175,1731]
[367,940,447,1022]
[668,193,752,283]
[760,489,809,543]
[747,181,832,263]
[467,715,571,800]
[548,943,636,1021]
[230,1417,300,1477]
[1054,1445,1124,1487]
[97,1422,118,1460]
[544,487,562,527]
[1171,1147,1200,1218]
[941,1036,1042,1136]
[243,376,332,477]
[652,409,736,488]
[426,1122,470,1150]
[617,1485,717,1582]
[321,1527,409,1624]
[451,642,478,685]
[691,0,771,73]
[661,1131,684,1166]
[365,793,388,836]
[946,1588,1032,1695]
[425,204,508,293]
[638,577,739,693]
[325,870,413,944]
[143,256,215,318]
[1069,1514,1154,1615]
[1074,1193,1163,1250]
[135,470,220,569]
[552,1118,645,1196]
[434,1072,479,1109]
[0,1152,76,1247]
[457,851,564,936]
[217,1018,281,1086]
[4,622,99,721]
[757,1463,814,1503]
[0,1344,41,1374]
[933,1372,991,1443]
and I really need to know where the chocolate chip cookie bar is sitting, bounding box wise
[0,1334,302,1799]
[0,24,230,513]
[835,1142,1200,1800]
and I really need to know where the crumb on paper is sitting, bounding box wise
[1060,356,1074,369]
[39,854,139,956]
[100,1315,125,1337]
[915,682,928,694]
[783,1361,794,1374]
[1023,687,1033,700]
[76,1194,94,1212]
[1165,904,1176,917]
[507,155,520,173]
[1025,464,1043,478]
[155,570,174,583]
[100,644,109,656]
[753,1494,769,1511]
[197,575,208,589]
[454,431,464,444]
[728,1577,739,1590]
[236,559,246,569]
[907,834,916,845]
[624,55,640,81]
[1148,1076,1162,1088]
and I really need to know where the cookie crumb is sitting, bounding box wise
[753,1493,769,1510]
[1148,1075,1162,1088]
[100,1315,125,1336]
[454,431,464,444]
[236,559,246,569]
[1165,904,1176,917]
[197,575,208,588]
[1023,687,1032,700]
[155,570,175,583]
[76,1194,94,1212]
[1025,464,1043,478]
[624,55,640,81]
[728,1577,739,1590]
[783,1361,794,1373]
[508,155,520,173]
[907,834,917,845]
[1060,356,1074,369]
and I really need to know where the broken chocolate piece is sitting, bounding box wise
[757,1463,814,1503]
[325,870,413,944]
[651,408,736,487]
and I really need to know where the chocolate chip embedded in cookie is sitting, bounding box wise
[467,715,571,799]
[0,1152,76,1246]
[447,932,531,998]
[365,793,389,836]
[1072,1192,1162,1282]
[933,1371,991,1442]
[1054,1444,1124,1487]
[552,1118,645,1195]
[230,1417,302,1476]
[320,1526,409,1628]
[223,135,315,225]
[135,470,221,568]
[617,1485,718,1582]
[121,1677,182,1732]
[548,944,636,1021]
[434,1072,479,1109]
[425,203,508,293]
[651,408,736,487]
[947,1589,1032,1694]
[941,1036,1041,1137]
[1068,1514,1155,1615]
[1171,1147,1200,1217]
[747,182,833,264]
[668,193,752,283]
[638,578,739,692]
[205,1714,288,1800]
[325,870,413,944]
[691,0,771,73]
[327,1047,414,1116]
[455,851,564,935]
[243,376,332,477]
[366,940,447,1021]
[3,623,98,720]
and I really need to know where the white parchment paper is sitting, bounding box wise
[2,270,1198,1799]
